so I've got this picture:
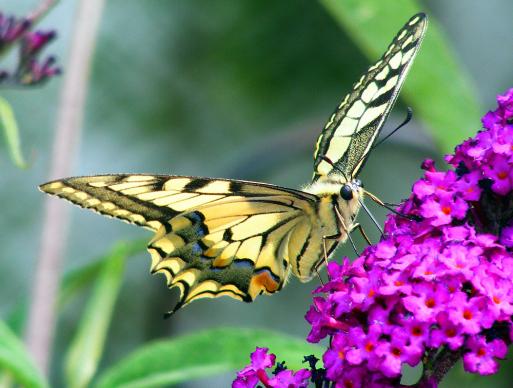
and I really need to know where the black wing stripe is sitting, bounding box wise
[65,178,180,221]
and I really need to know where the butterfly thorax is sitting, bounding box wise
[293,174,363,279]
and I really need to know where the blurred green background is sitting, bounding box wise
[1,0,513,386]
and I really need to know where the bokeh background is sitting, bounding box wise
[1,0,513,386]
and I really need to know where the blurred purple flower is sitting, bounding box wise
[0,13,31,51]
[0,11,60,86]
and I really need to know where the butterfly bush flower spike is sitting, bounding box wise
[304,88,513,386]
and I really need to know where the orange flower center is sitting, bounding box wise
[441,206,452,215]
[425,298,436,308]
[498,171,508,180]
[365,341,375,352]
[493,295,501,304]
[368,289,376,297]
[338,350,345,360]
[477,347,486,357]
[445,328,456,337]
[394,280,404,286]
[344,381,354,388]
[463,310,473,320]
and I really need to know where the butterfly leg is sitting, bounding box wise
[322,233,341,264]
[315,269,325,286]
[316,233,342,281]
[333,206,360,256]
[353,222,372,246]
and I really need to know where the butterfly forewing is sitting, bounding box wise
[313,13,427,180]
[40,175,320,312]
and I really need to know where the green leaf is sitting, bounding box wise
[319,0,482,153]
[64,242,129,388]
[58,239,145,308]
[95,327,322,388]
[0,319,48,388]
[4,239,145,337]
[0,96,27,168]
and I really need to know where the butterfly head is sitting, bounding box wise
[339,178,362,201]
[305,173,363,204]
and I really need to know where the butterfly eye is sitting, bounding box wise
[340,185,353,201]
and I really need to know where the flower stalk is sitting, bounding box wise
[25,0,105,373]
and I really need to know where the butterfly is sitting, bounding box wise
[40,13,427,315]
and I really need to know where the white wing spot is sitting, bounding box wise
[389,52,402,69]
[409,16,420,25]
[334,117,359,137]
[346,100,366,119]
[361,82,378,103]
[357,105,387,131]
[375,66,390,81]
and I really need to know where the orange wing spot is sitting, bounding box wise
[248,269,280,299]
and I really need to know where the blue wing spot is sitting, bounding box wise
[191,242,203,255]
[195,224,208,237]
[233,259,255,269]
[187,211,204,223]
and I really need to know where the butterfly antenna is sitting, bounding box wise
[357,197,383,236]
[363,188,416,220]
[371,107,413,151]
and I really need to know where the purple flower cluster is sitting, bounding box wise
[305,89,513,386]
[0,12,60,86]
[233,347,311,388]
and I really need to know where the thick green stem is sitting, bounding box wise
[418,347,463,386]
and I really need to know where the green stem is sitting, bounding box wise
[418,347,463,385]
[24,0,105,375]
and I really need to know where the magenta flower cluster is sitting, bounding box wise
[305,89,513,386]
[0,12,60,86]
[234,89,513,387]
[233,347,311,388]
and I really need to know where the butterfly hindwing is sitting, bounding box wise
[313,13,427,180]
[40,175,319,312]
